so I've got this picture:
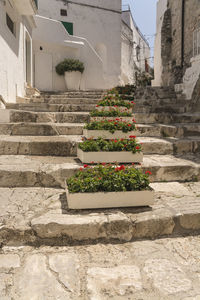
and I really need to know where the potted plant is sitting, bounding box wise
[56,59,84,90]
[83,118,138,139]
[66,164,154,209]
[77,137,143,163]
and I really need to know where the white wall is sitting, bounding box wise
[152,0,168,87]
[175,55,200,99]
[33,16,105,91]
[121,10,151,84]
[0,0,34,103]
[36,0,122,89]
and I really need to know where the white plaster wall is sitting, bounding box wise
[33,16,105,91]
[0,0,34,103]
[121,21,134,84]
[177,55,200,99]
[121,10,150,83]
[152,0,168,86]
[37,0,122,89]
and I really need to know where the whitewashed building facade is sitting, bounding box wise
[0,0,37,103]
[33,0,150,91]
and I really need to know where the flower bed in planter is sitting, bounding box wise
[77,138,143,163]
[96,106,132,113]
[90,116,134,123]
[84,119,137,139]
[66,165,154,209]
[83,129,138,139]
[90,109,132,118]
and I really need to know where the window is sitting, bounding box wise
[61,21,73,35]
[60,9,67,16]
[6,13,15,35]
[193,27,200,57]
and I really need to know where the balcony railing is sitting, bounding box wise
[193,27,200,57]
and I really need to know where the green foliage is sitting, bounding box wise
[115,85,136,95]
[79,137,142,153]
[90,109,132,117]
[97,98,134,109]
[55,59,84,75]
[84,119,136,134]
[67,164,151,193]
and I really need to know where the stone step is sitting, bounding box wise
[9,110,90,123]
[0,135,199,156]
[0,154,199,187]
[133,105,186,114]
[1,182,200,246]
[6,110,200,124]
[134,113,200,124]
[1,123,200,138]
[0,135,82,156]
[0,123,84,136]
[6,103,96,112]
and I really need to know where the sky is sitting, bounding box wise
[122,0,157,65]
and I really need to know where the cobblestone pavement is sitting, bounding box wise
[0,235,200,299]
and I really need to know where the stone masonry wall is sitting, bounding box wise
[161,0,200,86]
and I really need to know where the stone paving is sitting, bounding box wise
[0,182,200,246]
[0,235,200,299]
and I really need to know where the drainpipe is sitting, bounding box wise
[181,0,185,68]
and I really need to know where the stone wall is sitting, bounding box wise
[154,0,200,94]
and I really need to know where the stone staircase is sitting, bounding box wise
[0,88,200,246]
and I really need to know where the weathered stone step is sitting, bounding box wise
[134,113,200,124]
[1,182,200,246]
[22,98,100,104]
[7,110,200,124]
[1,123,200,138]
[9,110,89,123]
[0,135,199,156]
[6,103,96,112]
[0,135,82,156]
[0,123,84,136]
[133,105,186,114]
[0,154,199,187]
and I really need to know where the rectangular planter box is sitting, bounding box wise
[96,106,132,113]
[66,188,154,209]
[77,148,143,163]
[90,116,133,122]
[83,129,138,139]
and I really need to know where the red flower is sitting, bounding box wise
[114,105,118,107]
[119,165,125,170]
[145,171,152,175]
[96,105,99,107]
[132,163,135,166]
[129,135,136,139]
[115,118,120,121]
[102,162,106,166]
[79,168,83,171]
[136,146,140,150]
[128,124,131,127]
[84,164,88,168]
[114,139,118,143]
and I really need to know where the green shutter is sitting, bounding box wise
[61,21,73,35]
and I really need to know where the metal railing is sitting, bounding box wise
[193,27,200,57]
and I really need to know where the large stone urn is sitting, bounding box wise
[64,71,82,90]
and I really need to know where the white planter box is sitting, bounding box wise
[65,71,82,90]
[96,106,132,113]
[66,187,154,209]
[83,129,138,139]
[90,116,133,122]
[77,148,143,163]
